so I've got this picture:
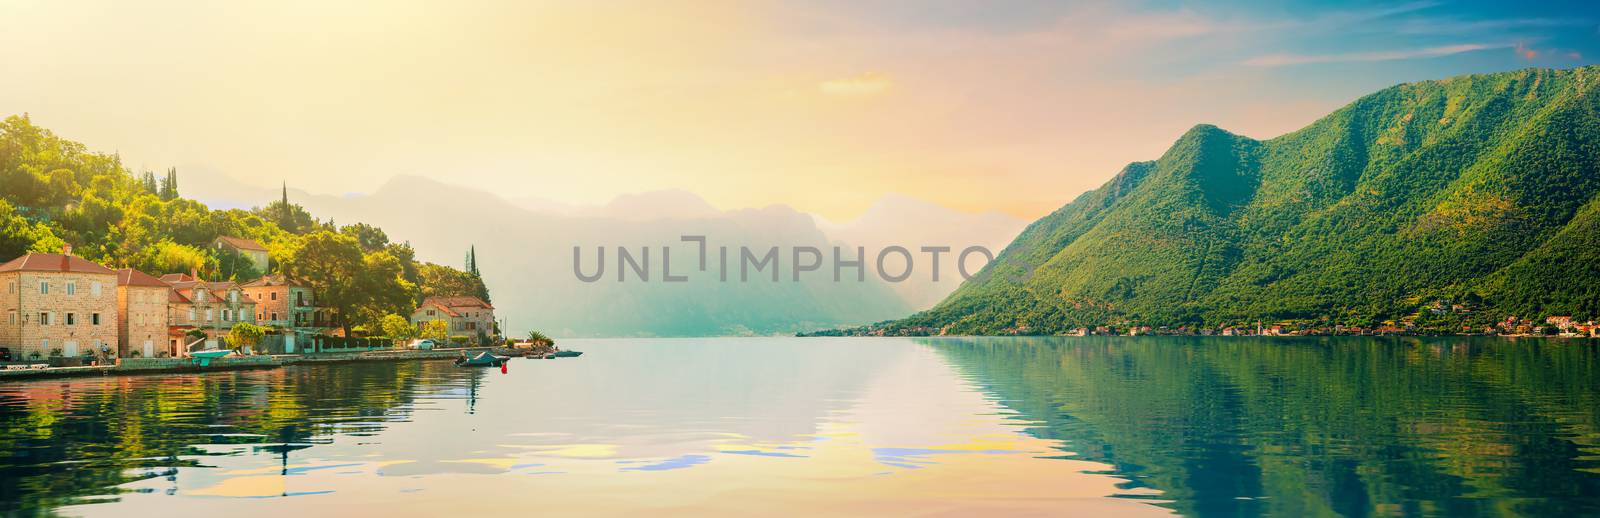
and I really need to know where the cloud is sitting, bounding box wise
[819,73,892,96]
[1243,43,1504,67]
[1515,43,1539,60]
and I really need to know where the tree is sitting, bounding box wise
[279,231,366,337]
[418,319,449,344]
[215,244,261,281]
[341,223,389,252]
[159,167,179,201]
[526,330,554,348]
[380,314,417,348]
[418,262,490,302]
[0,199,65,258]
[278,231,418,338]
[227,323,267,354]
[351,250,418,328]
[464,245,491,302]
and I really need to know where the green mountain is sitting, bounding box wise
[896,66,1600,334]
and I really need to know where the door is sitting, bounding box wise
[285,334,295,354]
[64,341,78,357]
[142,340,154,358]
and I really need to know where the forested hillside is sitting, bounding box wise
[0,115,490,334]
[888,66,1600,334]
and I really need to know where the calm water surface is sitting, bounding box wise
[2,337,1598,516]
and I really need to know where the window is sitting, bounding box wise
[39,281,48,295]
[66,313,76,325]
[66,282,76,295]
[271,312,279,321]
[6,281,13,293]
[92,313,101,325]
[7,310,14,325]
[196,291,205,302]
[296,292,305,306]
[222,309,231,322]
[230,291,237,303]
[188,308,197,321]
[205,309,213,322]
[271,292,278,301]
[40,312,50,325]
[91,282,102,297]
[427,309,436,317]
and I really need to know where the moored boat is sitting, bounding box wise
[188,349,234,367]
[455,352,510,367]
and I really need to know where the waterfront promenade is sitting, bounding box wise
[0,347,495,380]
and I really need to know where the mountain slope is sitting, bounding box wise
[895,66,1600,334]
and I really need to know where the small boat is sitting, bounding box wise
[551,350,583,358]
[455,352,510,367]
[189,349,234,367]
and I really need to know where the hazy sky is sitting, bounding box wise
[2,0,1595,219]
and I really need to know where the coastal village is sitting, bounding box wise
[814,299,1600,339]
[0,239,500,366]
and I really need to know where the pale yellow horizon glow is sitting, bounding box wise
[0,0,1352,221]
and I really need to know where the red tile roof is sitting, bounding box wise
[214,236,268,252]
[0,253,116,275]
[166,278,258,305]
[116,268,170,287]
[160,273,197,283]
[242,273,301,288]
[421,296,494,310]
[419,301,461,317]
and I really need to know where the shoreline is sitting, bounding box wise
[0,347,497,381]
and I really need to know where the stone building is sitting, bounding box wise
[161,273,258,351]
[116,268,172,358]
[212,236,269,274]
[411,296,497,344]
[241,274,325,330]
[0,250,120,360]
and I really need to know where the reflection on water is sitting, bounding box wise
[925,336,1600,517]
[0,337,1596,516]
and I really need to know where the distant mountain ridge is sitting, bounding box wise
[885,66,1600,334]
[249,176,1021,337]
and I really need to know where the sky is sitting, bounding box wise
[1,0,1596,220]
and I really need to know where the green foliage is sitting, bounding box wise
[418,320,449,343]
[278,231,419,336]
[130,240,210,277]
[526,330,554,347]
[0,199,64,258]
[448,335,469,346]
[379,314,417,347]
[226,323,267,354]
[898,66,1600,334]
[418,262,491,302]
